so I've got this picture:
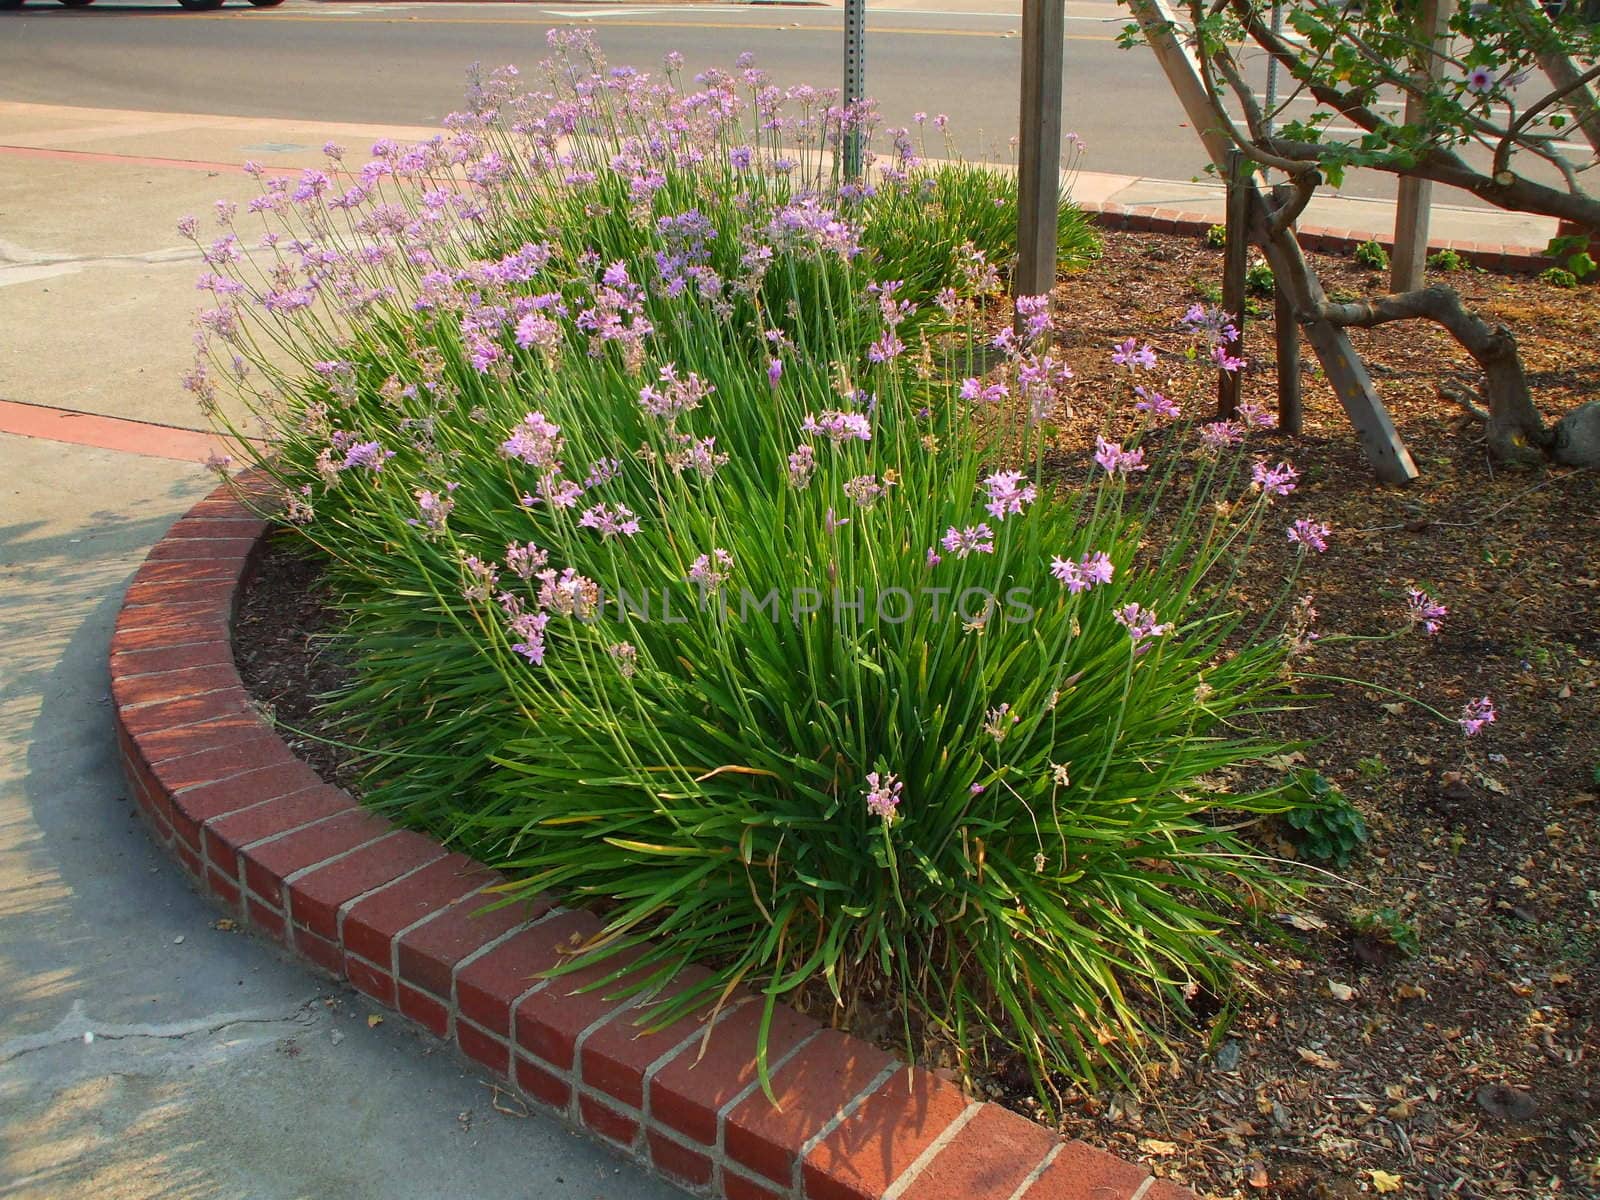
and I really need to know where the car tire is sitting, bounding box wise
[176,0,226,8]
[246,0,286,6]
[56,0,97,7]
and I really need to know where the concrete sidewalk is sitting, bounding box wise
[0,103,687,1200]
[0,97,1555,1200]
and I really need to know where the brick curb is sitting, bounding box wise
[1078,201,1551,275]
[111,476,1194,1200]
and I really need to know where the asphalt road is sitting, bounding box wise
[0,0,1248,192]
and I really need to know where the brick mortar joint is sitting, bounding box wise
[112,481,1195,1200]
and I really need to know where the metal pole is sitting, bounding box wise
[1015,0,1065,312]
[1263,0,1282,136]
[843,0,866,181]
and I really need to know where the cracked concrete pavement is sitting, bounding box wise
[0,103,685,1199]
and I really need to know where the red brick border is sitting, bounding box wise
[111,476,1192,1200]
[1079,202,1551,275]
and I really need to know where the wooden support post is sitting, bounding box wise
[1275,284,1302,434]
[1391,0,1451,292]
[1016,0,1065,317]
[1219,149,1251,418]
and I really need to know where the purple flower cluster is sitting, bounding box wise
[1050,551,1114,593]
[864,771,903,822]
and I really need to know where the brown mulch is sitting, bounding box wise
[234,228,1600,1200]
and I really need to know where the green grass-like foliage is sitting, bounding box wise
[189,36,1324,1104]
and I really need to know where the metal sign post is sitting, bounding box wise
[1015,0,1065,311]
[843,0,866,181]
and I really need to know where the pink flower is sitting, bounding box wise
[1212,343,1248,373]
[1133,386,1179,419]
[982,470,1036,521]
[1094,436,1147,476]
[960,377,1009,405]
[501,412,565,470]
[1406,588,1448,635]
[940,524,995,558]
[577,503,640,539]
[801,410,872,443]
[1459,695,1495,736]
[1287,519,1330,553]
[864,771,903,821]
[688,548,734,591]
[1113,602,1172,650]
[1465,64,1497,95]
[1111,338,1157,370]
[1199,420,1244,451]
[1251,459,1300,497]
[1050,550,1114,593]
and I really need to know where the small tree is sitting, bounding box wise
[1125,0,1600,466]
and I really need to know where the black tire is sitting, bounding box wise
[56,0,97,7]
[246,0,286,6]
[176,0,226,9]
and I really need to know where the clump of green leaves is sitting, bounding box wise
[1246,259,1275,296]
[1350,908,1421,957]
[1543,233,1596,282]
[1193,277,1224,305]
[1427,248,1465,272]
[1206,223,1227,249]
[1283,769,1368,867]
[1354,239,1390,271]
[1540,266,1579,289]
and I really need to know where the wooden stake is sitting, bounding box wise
[1392,0,1452,292]
[1275,284,1303,434]
[1016,0,1065,316]
[1220,148,1251,418]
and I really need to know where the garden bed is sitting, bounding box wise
[235,227,1599,1200]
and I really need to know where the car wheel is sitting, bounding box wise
[246,0,286,6]
[175,0,226,8]
[56,0,97,7]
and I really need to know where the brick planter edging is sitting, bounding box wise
[1079,201,1551,275]
[111,476,1194,1200]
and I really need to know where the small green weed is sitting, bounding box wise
[1206,223,1227,249]
[1356,755,1388,781]
[1354,239,1390,271]
[1426,248,1465,272]
[1283,770,1368,868]
[1540,266,1579,289]
[1245,260,1275,296]
[1350,908,1421,957]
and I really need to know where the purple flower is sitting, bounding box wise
[509,611,551,666]
[1405,588,1448,636]
[864,771,903,822]
[639,364,713,420]
[1459,695,1495,736]
[413,487,455,535]
[940,524,995,558]
[339,440,393,472]
[1237,401,1278,430]
[925,547,942,568]
[1251,459,1300,498]
[982,470,1037,521]
[505,541,550,580]
[1287,519,1330,553]
[1133,386,1179,419]
[1015,293,1051,341]
[1465,64,1497,95]
[768,358,783,389]
[960,378,1009,405]
[577,503,640,539]
[501,412,565,470]
[787,444,816,488]
[1198,420,1244,452]
[801,410,872,443]
[1111,338,1157,371]
[824,507,850,535]
[1211,343,1248,373]
[688,548,734,592]
[1113,602,1173,651]
[1094,436,1147,476]
[1050,550,1113,593]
